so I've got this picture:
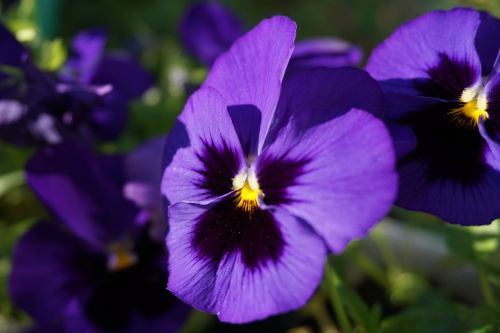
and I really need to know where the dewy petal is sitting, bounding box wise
[287,38,362,73]
[203,16,296,152]
[26,144,139,247]
[475,11,500,75]
[167,202,326,323]
[9,222,103,326]
[162,88,244,205]
[366,8,482,95]
[180,2,244,65]
[63,28,106,83]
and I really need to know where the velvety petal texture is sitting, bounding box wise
[366,8,500,225]
[163,16,396,323]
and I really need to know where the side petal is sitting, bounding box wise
[26,144,138,247]
[180,2,244,65]
[167,202,326,323]
[162,88,244,205]
[203,16,296,152]
[9,222,101,326]
[475,11,500,75]
[366,8,482,94]
[258,109,397,253]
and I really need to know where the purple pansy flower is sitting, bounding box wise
[180,2,362,69]
[0,25,152,146]
[163,16,397,323]
[366,8,500,225]
[9,142,189,333]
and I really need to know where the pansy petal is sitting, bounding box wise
[26,144,138,247]
[0,23,26,68]
[366,8,482,94]
[397,157,500,226]
[167,202,326,323]
[475,11,500,75]
[9,222,102,325]
[484,72,500,134]
[267,67,383,145]
[91,55,153,100]
[63,28,106,82]
[180,2,244,65]
[203,16,296,152]
[162,88,244,205]
[287,38,362,73]
[259,109,396,253]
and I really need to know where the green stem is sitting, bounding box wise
[325,260,352,333]
[479,269,496,306]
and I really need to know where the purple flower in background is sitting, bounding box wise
[163,16,396,323]
[9,142,188,332]
[180,2,362,69]
[366,8,500,225]
[0,25,152,146]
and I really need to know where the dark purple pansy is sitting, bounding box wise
[163,16,397,323]
[0,24,152,146]
[366,8,500,225]
[9,142,189,333]
[179,2,362,69]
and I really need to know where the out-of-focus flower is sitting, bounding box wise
[179,2,362,69]
[366,8,500,225]
[0,25,153,146]
[163,16,396,323]
[9,142,189,332]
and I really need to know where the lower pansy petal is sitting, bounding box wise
[397,157,500,225]
[258,109,397,253]
[167,202,327,323]
[9,222,102,326]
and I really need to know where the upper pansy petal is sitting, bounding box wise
[259,108,396,253]
[287,38,362,73]
[203,16,296,152]
[475,11,500,75]
[9,222,102,326]
[63,28,107,83]
[267,67,383,145]
[366,8,482,92]
[26,144,138,247]
[180,2,244,65]
[167,202,326,323]
[162,88,244,205]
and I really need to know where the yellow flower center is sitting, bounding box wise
[232,168,262,213]
[107,243,138,271]
[448,87,489,127]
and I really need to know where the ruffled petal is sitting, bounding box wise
[167,202,326,323]
[203,16,296,152]
[162,88,244,205]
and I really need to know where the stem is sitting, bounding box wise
[479,269,496,306]
[325,260,352,333]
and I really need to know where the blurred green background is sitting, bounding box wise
[2,0,500,332]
